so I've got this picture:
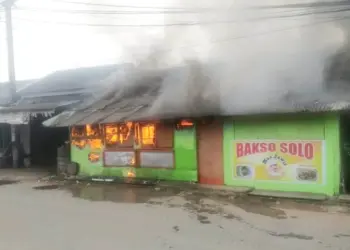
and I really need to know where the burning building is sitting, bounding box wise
[42,60,350,199]
[44,64,224,184]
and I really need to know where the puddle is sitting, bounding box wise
[33,184,60,190]
[65,183,181,204]
[196,214,211,224]
[269,232,314,240]
[0,180,19,186]
[29,181,346,240]
[334,234,350,238]
[31,181,350,222]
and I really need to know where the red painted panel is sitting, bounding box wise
[197,120,224,185]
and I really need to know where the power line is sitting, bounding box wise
[11,15,348,48]
[12,5,350,19]
[14,6,210,14]
[11,9,347,28]
[50,0,214,11]
[271,7,350,19]
[153,15,350,52]
[10,16,284,27]
[254,0,350,9]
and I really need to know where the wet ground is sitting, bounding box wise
[0,179,349,250]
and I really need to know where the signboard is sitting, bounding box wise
[140,151,174,168]
[233,140,325,184]
[104,151,135,166]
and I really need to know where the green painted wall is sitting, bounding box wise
[223,114,341,196]
[71,127,198,182]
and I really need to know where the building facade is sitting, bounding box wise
[223,113,341,197]
[66,113,346,198]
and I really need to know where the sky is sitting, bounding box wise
[0,0,168,82]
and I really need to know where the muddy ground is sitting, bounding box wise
[0,179,349,250]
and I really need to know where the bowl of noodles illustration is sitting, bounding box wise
[266,161,284,177]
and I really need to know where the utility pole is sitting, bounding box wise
[2,0,16,100]
[1,0,18,168]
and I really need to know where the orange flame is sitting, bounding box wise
[86,124,100,137]
[71,126,85,137]
[72,139,86,149]
[130,156,136,165]
[89,139,102,150]
[105,125,119,144]
[141,124,155,145]
[88,152,100,162]
[127,171,136,178]
[104,122,157,147]
[180,120,193,126]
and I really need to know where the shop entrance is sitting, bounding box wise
[340,114,350,194]
[197,119,224,185]
[30,115,68,170]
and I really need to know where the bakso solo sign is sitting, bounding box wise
[233,140,325,184]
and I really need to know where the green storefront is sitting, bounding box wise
[63,111,347,198]
[69,121,198,182]
[223,113,341,197]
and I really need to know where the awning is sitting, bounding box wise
[0,100,81,125]
[42,105,149,127]
[0,112,30,124]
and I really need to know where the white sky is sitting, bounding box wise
[0,0,168,81]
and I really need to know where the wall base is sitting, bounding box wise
[250,189,328,200]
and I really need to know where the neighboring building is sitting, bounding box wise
[0,64,121,168]
[43,66,350,199]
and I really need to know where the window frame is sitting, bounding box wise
[103,123,134,149]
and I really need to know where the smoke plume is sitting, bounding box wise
[92,0,350,116]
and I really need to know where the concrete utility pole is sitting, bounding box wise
[1,0,18,168]
[2,0,16,100]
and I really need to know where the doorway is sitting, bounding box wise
[340,114,350,193]
[197,119,224,185]
[30,115,68,170]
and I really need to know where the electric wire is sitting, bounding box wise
[50,0,214,11]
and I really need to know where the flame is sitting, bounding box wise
[127,171,136,178]
[72,139,86,149]
[104,122,157,147]
[86,124,100,137]
[71,126,85,137]
[88,152,100,162]
[119,122,133,143]
[141,124,155,145]
[126,122,133,139]
[130,156,136,165]
[105,125,119,144]
[89,139,102,150]
[105,122,135,145]
[180,120,194,126]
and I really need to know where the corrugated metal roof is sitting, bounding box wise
[0,112,30,124]
[0,100,80,113]
[42,65,350,127]
[18,64,121,96]
[43,76,161,127]
[0,64,130,125]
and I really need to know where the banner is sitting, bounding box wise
[233,140,325,184]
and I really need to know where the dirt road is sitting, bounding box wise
[0,179,349,250]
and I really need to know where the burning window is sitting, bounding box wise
[71,126,85,137]
[140,123,156,146]
[89,139,102,150]
[176,119,194,130]
[104,123,134,148]
[72,139,87,150]
[86,124,101,137]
